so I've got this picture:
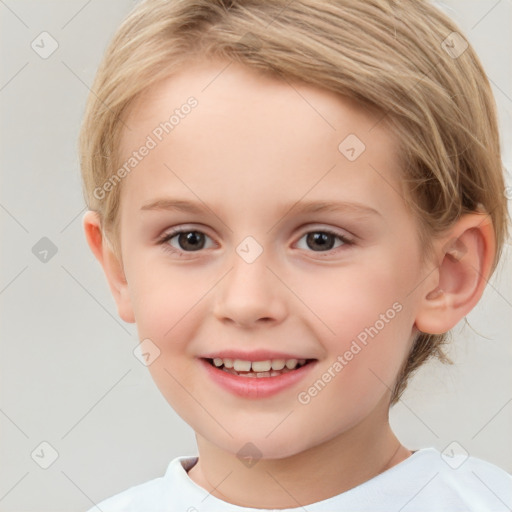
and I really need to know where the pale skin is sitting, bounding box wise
[84,59,495,508]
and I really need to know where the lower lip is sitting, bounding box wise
[198,358,317,399]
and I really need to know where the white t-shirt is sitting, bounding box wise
[86,448,512,511]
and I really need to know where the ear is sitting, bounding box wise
[414,212,496,335]
[82,211,135,323]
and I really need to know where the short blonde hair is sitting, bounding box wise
[79,0,510,404]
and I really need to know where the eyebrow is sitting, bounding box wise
[140,197,381,218]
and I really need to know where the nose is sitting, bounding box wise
[212,248,288,328]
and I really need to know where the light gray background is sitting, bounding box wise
[0,1,511,510]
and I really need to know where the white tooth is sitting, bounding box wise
[240,372,257,378]
[256,372,271,378]
[223,358,234,368]
[213,358,223,367]
[285,358,298,369]
[271,359,286,370]
[298,359,306,365]
[251,360,272,372]
[233,359,251,371]
[270,370,282,377]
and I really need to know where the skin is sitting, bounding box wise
[84,59,495,508]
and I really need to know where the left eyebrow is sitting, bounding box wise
[140,197,382,218]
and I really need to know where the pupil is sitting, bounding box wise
[180,231,204,251]
[307,232,334,251]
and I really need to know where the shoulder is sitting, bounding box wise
[85,456,198,512]
[385,447,512,511]
[436,450,511,505]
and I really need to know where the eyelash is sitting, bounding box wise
[156,227,354,257]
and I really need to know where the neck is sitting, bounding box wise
[187,403,411,508]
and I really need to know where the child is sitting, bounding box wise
[80,0,511,509]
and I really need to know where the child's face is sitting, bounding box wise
[114,59,428,458]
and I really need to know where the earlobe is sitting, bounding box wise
[414,212,495,335]
[82,211,136,323]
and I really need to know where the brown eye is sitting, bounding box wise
[174,231,206,251]
[159,229,214,253]
[306,232,336,251]
[296,229,353,253]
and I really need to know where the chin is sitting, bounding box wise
[213,429,310,461]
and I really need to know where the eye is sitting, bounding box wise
[296,229,353,253]
[158,228,215,254]
[157,226,354,256]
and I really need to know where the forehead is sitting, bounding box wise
[117,59,404,219]
[121,59,392,144]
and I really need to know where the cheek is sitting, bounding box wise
[296,312,413,432]
[125,257,208,338]
[299,257,406,338]
[299,254,415,387]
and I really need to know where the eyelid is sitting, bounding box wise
[294,226,354,254]
[157,223,355,256]
[158,223,353,240]
[296,224,354,241]
[156,223,212,241]
[156,225,216,250]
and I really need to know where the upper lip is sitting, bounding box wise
[199,350,316,362]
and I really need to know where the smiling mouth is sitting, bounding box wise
[202,357,316,378]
